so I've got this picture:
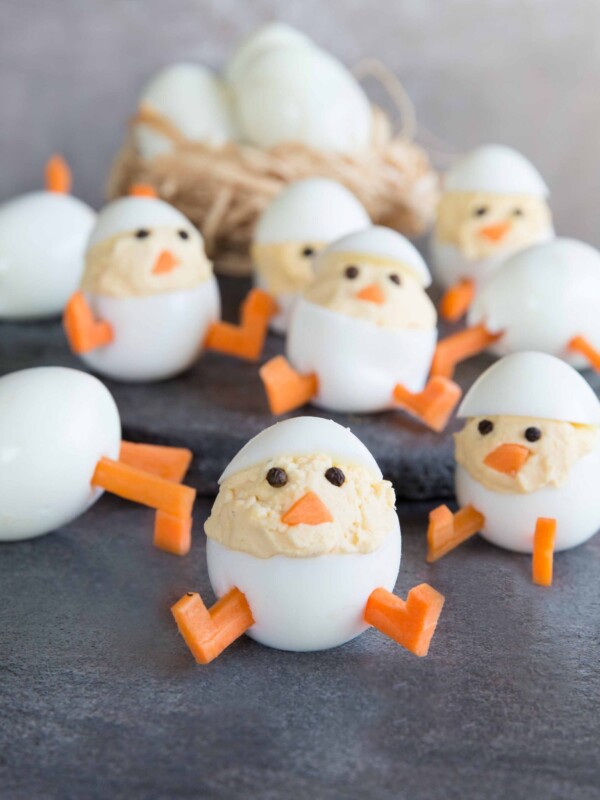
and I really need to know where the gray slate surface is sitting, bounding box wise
[1,495,599,800]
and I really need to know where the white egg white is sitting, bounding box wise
[207,521,401,651]
[0,367,121,541]
[0,192,96,319]
[80,278,221,383]
[286,298,437,413]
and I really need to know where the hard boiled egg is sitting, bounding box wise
[225,22,314,87]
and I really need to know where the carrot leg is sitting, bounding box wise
[568,336,600,372]
[63,291,113,355]
[171,589,255,664]
[427,504,485,562]
[439,278,475,323]
[365,584,445,657]
[45,154,71,194]
[119,441,193,483]
[92,458,196,556]
[204,288,278,362]
[393,376,462,432]
[430,324,502,380]
[532,517,556,587]
[259,356,318,415]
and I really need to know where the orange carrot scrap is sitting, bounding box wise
[205,289,278,361]
[281,492,333,527]
[439,279,475,323]
[393,376,461,432]
[120,441,193,483]
[259,356,318,415]
[171,589,254,664]
[129,183,158,198]
[427,504,484,562]
[431,324,502,380]
[483,444,530,476]
[532,517,556,587]
[45,155,72,194]
[92,458,196,518]
[569,336,600,372]
[356,283,385,304]
[365,584,445,657]
[63,291,113,354]
[154,510,192,556]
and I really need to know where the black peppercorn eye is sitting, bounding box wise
[266,467,288,488]
[178,229,190,240]
[473,206,488,217]
[389,273,401,286]
[135,229,150,239]
[325,467,345,487]
[478,419,494,435]
[302,246,315,258]
[345,265,359,279]
[525,426,542,443]
[512,208,524,217]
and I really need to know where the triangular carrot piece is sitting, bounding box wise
[281,492,332,526]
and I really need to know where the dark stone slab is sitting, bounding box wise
[1,495,599,800]
[1,276,599,500]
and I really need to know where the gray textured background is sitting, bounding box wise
[1,0,600,252]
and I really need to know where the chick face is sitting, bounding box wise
[455,415,597,494]
[436,192,552,261]
[303,251,436,330]
[205,452,396,559]
[81,223,213,298]
[252,240,326,296]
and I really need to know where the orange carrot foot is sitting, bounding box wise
[119,441,193,483]
[154,510,192,556]
[431,324,502,380]
[439,279,475,323]
[63,291,113,355]
[45,154,71,194]
[532,517,556,587]
[259,356,318,415]
[427,504,485,562]
[365,584,445,657]
[205,288,278,362]
[171,588,255,664]
[569,335,600,372]
[393,376,461,432]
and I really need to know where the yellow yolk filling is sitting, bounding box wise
[251,240,326,296]
[205,454,397,558]
[455,415,597,494]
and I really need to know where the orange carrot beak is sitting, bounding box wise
[484,443,530,476]
[356,284,385,304]
[479,221,511,242]
[281,491,333,526]
[152,250,179,275]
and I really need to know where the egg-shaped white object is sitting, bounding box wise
[468,239,600,365]
[0,367,121,541]
[317,226,431,287]
[135,63,237,159]
[225,23,314,87]
[80,281,220,382]
[444,145,549,196]
[458,351,600,425]
[0,192,95,320]
[233,46,372,153]
[287,298,436,413]
[207,525,400,651]
[253,179,370,332]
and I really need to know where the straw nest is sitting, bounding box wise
[107,70,440,276]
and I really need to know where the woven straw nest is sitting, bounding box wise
[107,64,440,276]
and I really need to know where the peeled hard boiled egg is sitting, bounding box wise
[225,22,314,87]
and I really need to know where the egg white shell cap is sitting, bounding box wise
[254,179,370,244]
[316,226,431,287]
[458,351,600,425]
[88,196,194,248]
[220,416,383,482]
[444,145,549,197]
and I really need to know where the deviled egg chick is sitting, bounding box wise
[427,352,600,585]
[172,417,444,661]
